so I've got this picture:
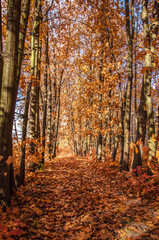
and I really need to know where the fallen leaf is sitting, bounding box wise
[9,228,23,237]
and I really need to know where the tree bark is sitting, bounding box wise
[142,0,158,168]
[96,55,104,161]
[111,111,120,161]
[0,0,21,207]
[131,79,147,170]
[0,0,3,96]
[15,0,31,187]
[42,29,48,164]
[17,0,31,85]
[29,0,41,154]
[122,0,134,171]
[47,74,52,160]
[70,105,77,155]
[52,59,66,157]
[53,83,61,158]
[19,81,32,186]
[51,48,57,158]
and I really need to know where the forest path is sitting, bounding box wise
[1,149,159,239]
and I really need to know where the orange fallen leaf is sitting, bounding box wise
[6,156,13,166]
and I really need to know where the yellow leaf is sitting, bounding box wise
[156,151,159,163]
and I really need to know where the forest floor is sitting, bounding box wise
[0,148,159,240]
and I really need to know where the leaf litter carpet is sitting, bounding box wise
[0,149,159,239]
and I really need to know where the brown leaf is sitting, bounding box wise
[9,228,23,237]
[6,156,13,166]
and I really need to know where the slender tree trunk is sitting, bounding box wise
[133,18,138,147]
[77,42,82,156]
[122,0,134,171]
[108,89,112,152]
[0,0,21,207]
[53,84,61,158]
[70,105,77,155]
[88,70,93,155]
[51,48,57,157]
[0,0,3,95]
[111,111,119,161]
[142,0,158,169]
[14,0,31,187]
[96,55,104,161]
[35,41,41,141]
[52,58,67,156]
[47,74,52,160]
[131,79,147,170]
[42,30,48,164]
[156,98,159,154]
[134,6,139,138]
[106,31,125,164]
[19,81,32,186]
[78,113,82,156]
[52,52,67,157]
[17,0,30,84]
[120,89,126,165]
[29,0,41,154]
[83,134,88,157]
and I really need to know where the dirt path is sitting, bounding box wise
[1,151,159,239]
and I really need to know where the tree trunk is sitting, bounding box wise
[96,55,104,161]
[53,84,61,158]
[142,0,158,170]
[0,0,3,95]
[52,59,66,157]
[108,89,112,152]
[156,97,159,157]
[17,0,31,85]
[131,79,147,170]
[111,111,119,161]
[122,0,134,171]
[51,48,57,158]
[15,0,31,187]
[78,114,82,156]
[42,30,48,164]
[29,0,41,154]
[0,0,21,207]
[19,81,32,186]
[47,74,52,160]
[35,41,41,141]
[70,106,77,155]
